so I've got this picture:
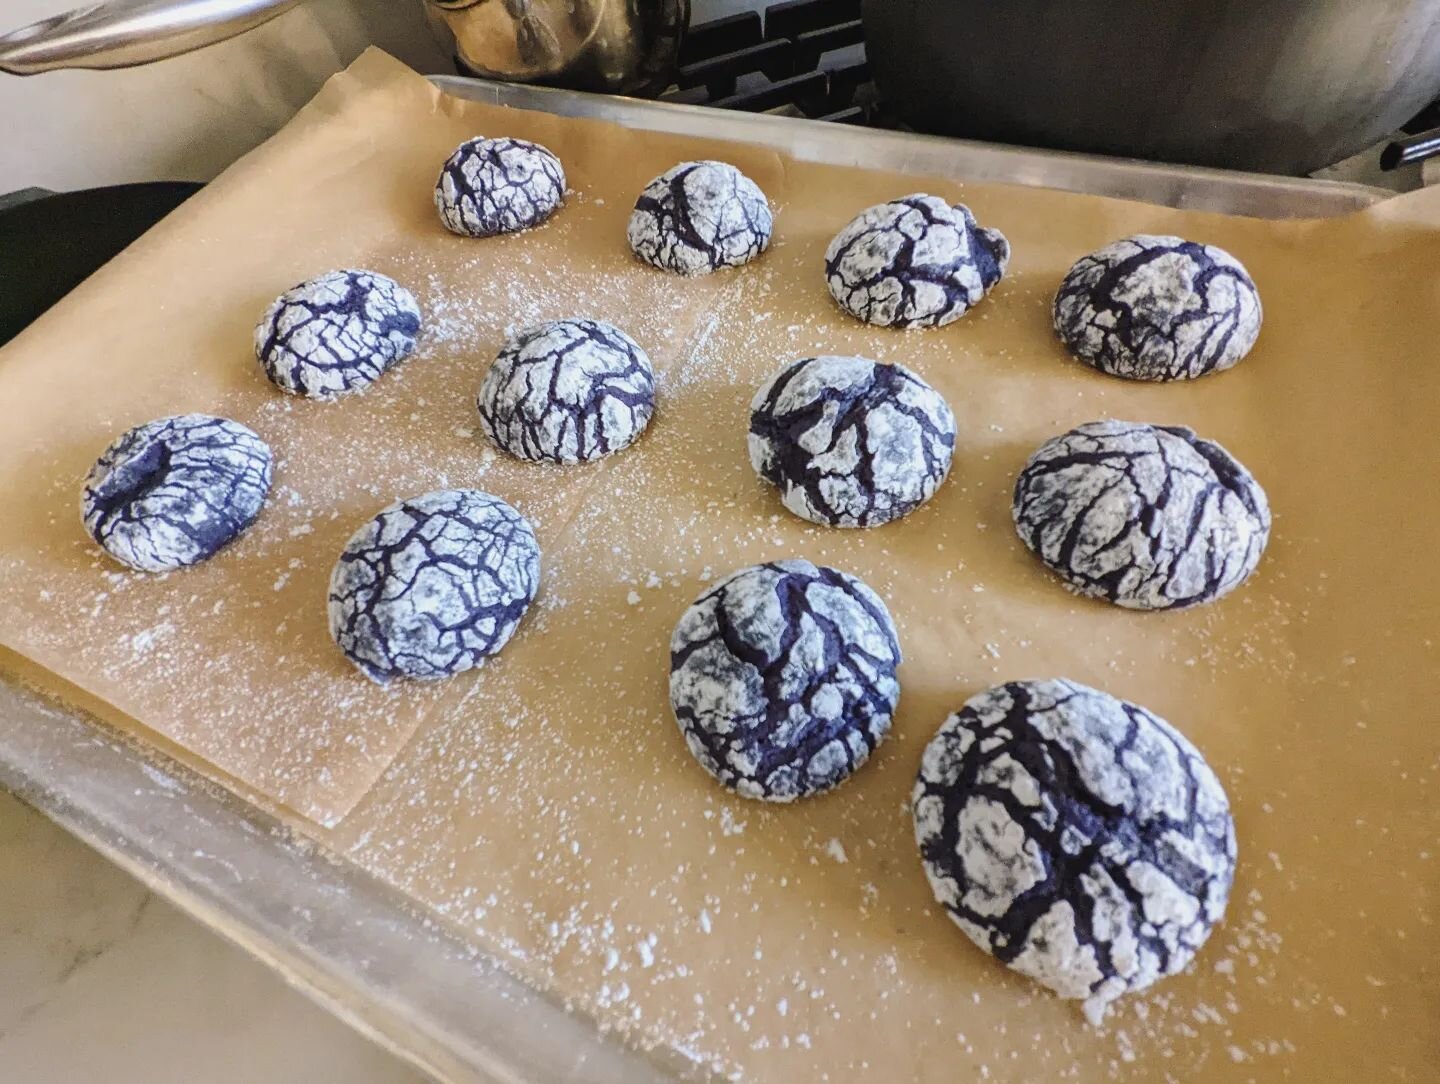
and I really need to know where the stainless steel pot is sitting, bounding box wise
[0,0,688,97]
[863,0,1440,175]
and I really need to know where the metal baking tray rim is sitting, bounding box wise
[432,76,1391,219]
[0,675,688,1084]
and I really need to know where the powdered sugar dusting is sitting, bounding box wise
[0,97,1430,1084]
[317,226,1339,1082]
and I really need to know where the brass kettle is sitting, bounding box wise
[0,0,688,97]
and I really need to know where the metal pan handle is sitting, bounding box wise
[0,0,306,75]
[1381,125,1440,171]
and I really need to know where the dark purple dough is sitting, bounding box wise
[327,489,540,683]
[1012,420,1270,610]
[748,355,956,528]
[435,136,566,237]
[1053,235,1262,381]
[824,194,1009,328]
[668,560,901,802]
[477,318,655,463]
[627,160,773,275]
[81,413,273,573]
[254,269,421,400]
[914,678,1236,1021]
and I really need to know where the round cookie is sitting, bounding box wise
[328,489,540,684]
[478,318,655,464]
[1012,420,1270,610]
[435,136,566,238]
[669,560,901,802]
[627,160,772,276]
[254,269,422,400]
[913,679,1236,1021]
[81,414,273,573]
[1053,235,1263,381]
[824,194,1010,329]
[749,355,956,528]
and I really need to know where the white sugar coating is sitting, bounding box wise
[327,489,541,684]
[1013,421,1271,610]
[748,355,956,528]
[914,679,1237,1021]
[1053,235,1263,381]
[8,232,689,825]
[824,194,1010,329]
[668,559,901,801]
[370,244,1328,1076]
[320,257,1299,1079]
[478,318,656,463]
[254,269,422,400]
[316,261,926,1069]
[627,161,773,276]
[435,136,567,238]
[80,414,273,573]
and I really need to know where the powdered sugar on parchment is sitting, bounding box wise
[3,159,1422,1084]
[312,243,1338,1083]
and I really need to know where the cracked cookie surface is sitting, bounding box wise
[1012,420,1270,610]
[824,194,1010,328]
[913,678,1236,1021]
[81,414,273,573]
[627,160,772,276]
[254,269,421,400]
[1053,235,1262,381]
[435,136,566,238]
[328,489,540,683]
[749,355,956,528]
[478,318,655,463]
[669,560,900,802]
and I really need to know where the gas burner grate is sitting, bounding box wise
[664,0,884,126]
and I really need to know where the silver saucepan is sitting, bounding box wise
[0,0,689,97]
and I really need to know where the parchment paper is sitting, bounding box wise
[0,50,1436,1081]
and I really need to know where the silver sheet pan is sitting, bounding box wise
[0,74,1391,1084]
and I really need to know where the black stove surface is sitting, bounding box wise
[0,183,201,349]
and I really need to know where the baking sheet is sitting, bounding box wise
[0,50,1436,1081]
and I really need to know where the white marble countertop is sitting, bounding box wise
[0,790,429,1082]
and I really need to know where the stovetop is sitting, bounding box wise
[666,0,881,125]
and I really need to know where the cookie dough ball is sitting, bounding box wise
[914,679,1236,1021]
[435,136,566,237]
[824,194,1010,329]
[627,160,772,275]
[81,414,273,573]
[669,560,901,802]
[254,269,422,400]
[1013,420,1270,610]
[328,490,540,683]
[478,318,655,463]
[1054,235,1262,381]
[749,355,956,528]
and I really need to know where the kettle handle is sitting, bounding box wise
[0,0,306,75]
